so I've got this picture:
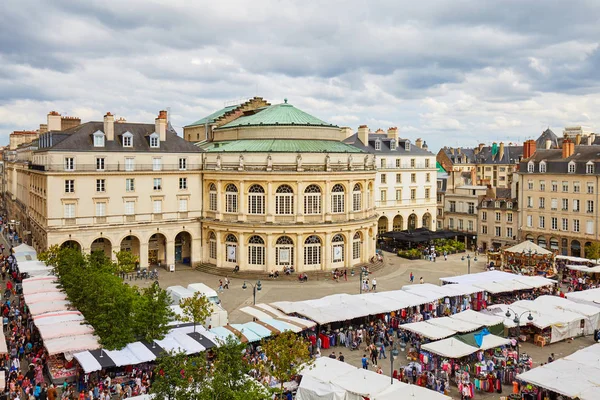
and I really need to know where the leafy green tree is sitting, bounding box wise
[261,330,312,396]
[133,282,174,342]
[585,242,600,262]
[151,351,206,400]
[179,292,212,332]
[114,250,139,273]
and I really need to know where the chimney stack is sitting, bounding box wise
[470,168,476,185]
[523,139,536,159]
[479,143,485,152]
[545,139,552,149]
[562,138,575,159]
[39,124,48,135]
[47,111,61,132]
[588,134,596,146]
[341,127,354,139]
[457,148,462,155]
[103,112,114,141]
[499,142,505,161]
[156,110,167,141]
[450,148,455,155]
[415,138,423,148]
[358,125,369,146]
[387,127,398,139]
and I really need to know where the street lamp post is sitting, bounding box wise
[505,308,534,362]
[242,280,262,305]
[461,254,478,274]
[390,343,400,384]
[359,267,368,294]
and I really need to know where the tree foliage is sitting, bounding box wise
[151,337,271,400]
[585,242,600,262]
[39,246,173,349]
[114,250,139,273]
[261,330,312,395]
[179,292,212,332]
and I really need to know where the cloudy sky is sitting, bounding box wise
[2,0,600,150]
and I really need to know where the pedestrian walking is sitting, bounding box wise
[371,278,377,292]
[362,354,369,370]
[218,279,223,293]
[419,277,424,284]
[443,250,448,261]
[224,277,230,289]
[343,269,347,281]
[410,272,414,283]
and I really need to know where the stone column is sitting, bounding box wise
[215,231,222,267]
[238,181,246,222]
[324,181,331,222]
[295,233,303,272]
[296,182,304,223]
[238,232,246,270]
[140,241,149,270]
[266,233,275,272]
[166,240,175,268]
[324,232,331,271]
[345,231,352,269]
[191,236,201,266]
[216,180,222,219]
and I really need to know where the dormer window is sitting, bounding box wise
[390,139,397,150]
[507,202,513,209]
[374,139,381,151]
[587,162,594,174]
[539,161,546,173]
[149,132,160,148]
[527,161,534,173]
[495,201,500,208]
[122,131,133,148]
[93,130,105,147]
[568,161,576,173]
[404,141,411,151]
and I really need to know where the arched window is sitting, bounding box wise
[352,183,362,212]
[208,232,217,260]
[304,185,322,214]
[276,185,294,215]
[527,161,534,173]
[539,161,546,173]
[353,232,362,260]
[209,183,217,212]
[304,235,321,266]
[276,236,294,266]
[225,184,238,213]
[331,184,345,213]
[248,184,265,215]
[225,234,237,263]
[568,161,576,173]
[332,234,345,262]
[248,235,265,266]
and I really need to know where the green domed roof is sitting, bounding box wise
[218,100,338,129]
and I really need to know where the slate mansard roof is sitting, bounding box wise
[37,121,202,153]
[343,133,433,155]
[520,146,600,174]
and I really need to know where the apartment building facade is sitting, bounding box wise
[519,139,599,257]
[477,188,518,251]
[343,127,437,236]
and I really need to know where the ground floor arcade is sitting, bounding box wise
[523,233,594,258]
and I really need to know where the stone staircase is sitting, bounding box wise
[194,259,385,282]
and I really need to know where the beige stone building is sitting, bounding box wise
[519,139,600,257]
[5,111,203,269]
[187,99,378,271]
[477,187,518,251]
[342,127,437,236]
[442,185,488,248]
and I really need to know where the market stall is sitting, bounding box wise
[566,287,600,307]
[373,383,451,400]
[516,343,600,400]
[398,321,456,340]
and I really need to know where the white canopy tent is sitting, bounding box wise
[426,317,482,333]
[398,321,457,340]
[439,271,555,293]
[44,334,101,355]
[421,338,479,358]
[402,283,482,297]
[17,260,51,275]
[440,270,521,285]
[333,368,393,400]
[476,334,511,351]
[556,255,595,264]
[517,343,600,400]
[23,291,68,305]
[300,357,357,382]
[450,309,504,327]
[12,243,37,260]
[28,300,72,316]
[239,304,316,329]
[534,295,600,334]
[565,264,600,273]
[373,382,451,400]
[566,287,600,307]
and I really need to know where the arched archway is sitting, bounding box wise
[175,232,192,265]
[525,235,534,242]
[422,213,432,229]
[60,240,81,251]
[120,235,140,264]
[408,214,417,231]
[275,236,294,267]
[537,236,547,248]
[91,238,112,258]
[331,234,345,264]
[378,216,388,235]
[571,240,581,257]
[549,237,559,252]
[149,233,167,267]
[304,235,322,269]
[393,215,403,232]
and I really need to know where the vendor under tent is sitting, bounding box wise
[373,382,451,400]
[421,337,479,358]
[398,321,457,340]
[516,343,600,400]
[566,287,600,307]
